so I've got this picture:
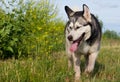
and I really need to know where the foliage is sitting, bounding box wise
[103,30,120,39]
[0,38,120,82]
[0,0,64,59]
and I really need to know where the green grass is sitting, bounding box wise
[0,38,120,82]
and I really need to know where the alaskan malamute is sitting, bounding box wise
[65,4,102,81]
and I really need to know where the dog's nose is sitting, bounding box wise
[68,35,73,41]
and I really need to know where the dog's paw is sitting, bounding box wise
[74,78,82,82]
[84,65,94,73]
[74,76,81,82]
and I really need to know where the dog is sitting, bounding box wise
[64,4,102,81]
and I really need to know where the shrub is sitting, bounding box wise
[0,0,65,59]
[103,30,120,39]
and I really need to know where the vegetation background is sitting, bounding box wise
[0,0,120,82]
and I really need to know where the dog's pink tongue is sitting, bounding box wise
[70,42,78,52]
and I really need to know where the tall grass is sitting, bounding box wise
[0,38,120,82]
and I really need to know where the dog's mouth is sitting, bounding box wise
[70,33,85,52]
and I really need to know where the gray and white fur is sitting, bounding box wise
[65,4,102,81]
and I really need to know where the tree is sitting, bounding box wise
[103,30,120,39]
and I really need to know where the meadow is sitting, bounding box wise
[0,0,120,82]
[0,38,120,82]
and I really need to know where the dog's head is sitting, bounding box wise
[65,4,92,52]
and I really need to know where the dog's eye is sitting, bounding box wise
[69,26,72,29]
[76,26,80,29]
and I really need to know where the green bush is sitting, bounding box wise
[0,0,65,59]
[103,30,120,39]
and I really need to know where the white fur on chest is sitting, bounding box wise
[77,42,90,54]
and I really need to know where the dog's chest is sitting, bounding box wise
[77,42,90,54]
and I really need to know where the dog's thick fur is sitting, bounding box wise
[65,4,102,81]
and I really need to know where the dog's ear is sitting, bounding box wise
[83,4,91,22]
[65,6,74,18]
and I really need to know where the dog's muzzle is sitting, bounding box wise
[67,33,85,42]
[67,35,73,41]
[68,33,85,52]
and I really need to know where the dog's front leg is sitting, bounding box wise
[85,51,98,73]
[72,53,80,82]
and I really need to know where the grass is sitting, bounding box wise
[0,38,120,82]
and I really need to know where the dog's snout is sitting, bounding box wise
[68,35,73,41]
